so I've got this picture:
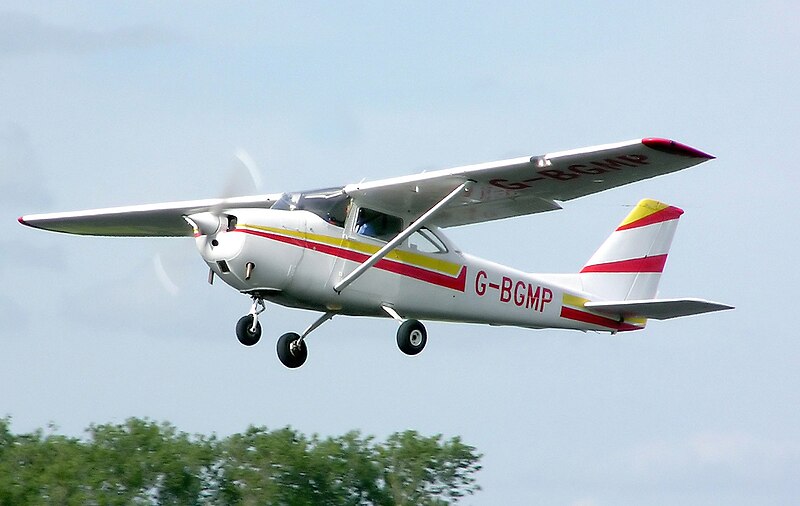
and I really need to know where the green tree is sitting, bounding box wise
[84,418,216,505]
[0,417,481,505]
[0,419,91,505]
[379,431,482,505]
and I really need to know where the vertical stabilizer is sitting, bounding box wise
[580,199,683,301]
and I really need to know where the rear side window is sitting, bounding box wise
[408,228,447,254]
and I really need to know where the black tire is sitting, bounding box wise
[397,319,427,355]
[277,332,308,368]
[236,315,262,346]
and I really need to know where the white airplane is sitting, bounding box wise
[19,137,732,368]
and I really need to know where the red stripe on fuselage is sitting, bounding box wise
[560,306,642,332]
[234,228,467,292]
[580,254,668,273]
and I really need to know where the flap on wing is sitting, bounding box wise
[585,298,734,320]
[345,138,713,227]
[18,194,281,237]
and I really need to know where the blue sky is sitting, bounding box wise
[2,2,798,504]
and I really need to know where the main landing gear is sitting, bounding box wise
[396,319,427,355]
[276,332,306,369]
[382,305,428,356]
[235,298,429,368]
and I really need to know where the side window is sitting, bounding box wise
[408,228,448,254]
[356,208,403,242]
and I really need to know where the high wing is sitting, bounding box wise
[344,138,714,227]
[18,137,712,236]
[18,194,281,237]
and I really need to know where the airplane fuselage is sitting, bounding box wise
[198,208,644,333]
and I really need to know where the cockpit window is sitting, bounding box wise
[298,192,350,227]
[270,193,297,211]
[356,207,403,242]
[270,189,350,228]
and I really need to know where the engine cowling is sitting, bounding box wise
[192,208,306,293]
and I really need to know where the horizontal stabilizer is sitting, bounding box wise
[585,298,734,320]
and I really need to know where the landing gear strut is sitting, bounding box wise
[235,297,265,346]
[233,294,336,368]
[235,301,430,366]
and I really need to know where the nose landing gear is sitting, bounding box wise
[235,297,266,346]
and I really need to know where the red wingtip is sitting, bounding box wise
[18,216,27,225]
[642,138,715,159]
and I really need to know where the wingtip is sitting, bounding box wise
[642,138,715,159]
[17,216,27,226]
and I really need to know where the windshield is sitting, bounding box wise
[270,188,350,227]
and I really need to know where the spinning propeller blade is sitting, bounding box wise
[153,149,265,294]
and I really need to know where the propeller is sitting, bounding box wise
[214,148,264,210]
[152,250,181,296]
[153,149,264,295]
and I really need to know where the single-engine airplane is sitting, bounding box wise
[19,137,733,368]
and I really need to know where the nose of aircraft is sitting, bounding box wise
[191,212,247,285]
[192,208,307,293]
[185,211,229,236]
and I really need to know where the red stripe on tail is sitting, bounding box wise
[580,254,668,273]
[616,206,684,231]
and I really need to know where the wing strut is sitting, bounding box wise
[333,181,472,293]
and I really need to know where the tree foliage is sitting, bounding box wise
[0,417,481,505]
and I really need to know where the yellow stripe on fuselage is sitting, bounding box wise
[563,293,590,308]
[240,224,463,276]
[562,293,648,326]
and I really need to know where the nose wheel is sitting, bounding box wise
[235,297,266,346]
[235,315,262,346]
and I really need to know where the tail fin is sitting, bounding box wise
[580,199,683,301]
